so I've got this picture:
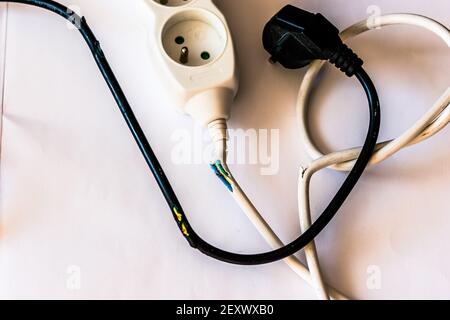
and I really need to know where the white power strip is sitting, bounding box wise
[146,0,238,126]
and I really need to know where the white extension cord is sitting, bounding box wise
[147,1,450,300]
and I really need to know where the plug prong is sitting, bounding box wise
[180,47,189,64]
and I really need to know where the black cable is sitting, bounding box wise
[189,67,380,264]
[3,0,380,265]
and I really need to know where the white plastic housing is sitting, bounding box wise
[145,0,238,126]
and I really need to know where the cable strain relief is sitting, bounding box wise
[208,119,228,143]
[328,43,363,77]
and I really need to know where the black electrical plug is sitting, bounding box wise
[263,5,363,77]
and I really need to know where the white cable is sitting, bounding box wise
[297,14,450,299]
[208,120,347,300]
[209,14,449,300]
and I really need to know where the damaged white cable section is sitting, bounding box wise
[210,14,449,301]
[208,120,349,300]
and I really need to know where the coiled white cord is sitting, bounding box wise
[209,14,449,300]
[298,14,450,299]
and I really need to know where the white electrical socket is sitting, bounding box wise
[145,0,238,126]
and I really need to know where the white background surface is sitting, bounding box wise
[0,0,449,300]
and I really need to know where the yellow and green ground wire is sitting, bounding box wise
[210,161,233,192]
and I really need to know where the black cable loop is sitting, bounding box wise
[2,0,381,265]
